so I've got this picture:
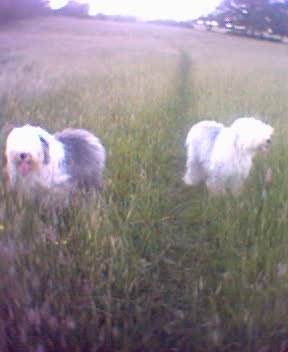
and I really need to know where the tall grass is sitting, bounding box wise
[1,17,288,351]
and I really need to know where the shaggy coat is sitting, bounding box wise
[5,125,106,198]
[183,117,274,195]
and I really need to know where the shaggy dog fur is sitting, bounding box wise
[183,117,274,195]
[5,125,106,199]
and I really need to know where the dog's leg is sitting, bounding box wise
[206,176,226,195]
[183,159,204,185]
[229,178,244,196]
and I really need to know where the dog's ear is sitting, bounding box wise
[39,135,50,165]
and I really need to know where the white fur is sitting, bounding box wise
[5,124,105,197]
[6,125,68,190]
[183,117,274,195]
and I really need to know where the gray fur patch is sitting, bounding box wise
[54,129,105,193]
[197,126,222,165]
[206,126,221,151]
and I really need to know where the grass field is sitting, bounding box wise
[1,16,288,351]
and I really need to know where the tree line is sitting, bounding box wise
[0,0,92,21]
[1,0,288,41]
[0,0,49,21]
[204,0,288,39]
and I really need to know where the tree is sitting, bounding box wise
[212,0,288,38]
[0,0,48,21]
[54,1,89,18]
[268,2,288,37]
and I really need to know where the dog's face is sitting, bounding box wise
[231,118,274,153]
[6,125,50,180]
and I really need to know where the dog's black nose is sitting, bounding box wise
[19,153,27,160]
[267,139,271,144]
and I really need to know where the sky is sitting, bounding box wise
[49,0,222,21]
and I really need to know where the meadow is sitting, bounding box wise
[1,16,288,351]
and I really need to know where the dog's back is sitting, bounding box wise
[55,129,106,192]
[184,120,223,185]
[186,121,223,164]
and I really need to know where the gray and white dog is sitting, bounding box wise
[5,125,106,198]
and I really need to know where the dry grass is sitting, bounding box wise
[1,16,288,351]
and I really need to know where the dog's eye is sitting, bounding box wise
[19,153,27,160]
[266,139,271,144]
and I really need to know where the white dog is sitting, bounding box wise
[183,117,273,195]
[5,125,106,198]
